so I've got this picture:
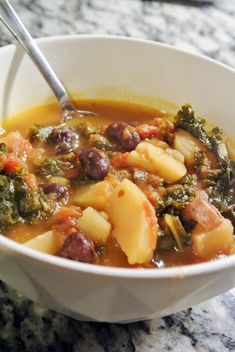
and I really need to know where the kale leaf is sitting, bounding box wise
[28,125,53,144]
[14,176,53,220]
[0,175,20,229]
[88,133,120,152]
[72,167,95,186]
[0,174,54,230]
[174,104,210,147]
[174,104,232,207]
[0,143,7,153]
[162,174,197,213]
[36,155,74,177]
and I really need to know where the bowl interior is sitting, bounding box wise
[0,35,235,279]
[0,36,235,137]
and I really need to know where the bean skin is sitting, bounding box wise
[39,183,67,199]
[105,121,141,151]
[48,126,78,154]
[79,147,109,180]
[59,231,96,263]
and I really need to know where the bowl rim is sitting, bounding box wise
[0,34,235,279]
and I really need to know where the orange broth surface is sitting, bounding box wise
[2,100,232,268]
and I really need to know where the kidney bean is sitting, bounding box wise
[105,121,141,151]
[79,147,109,180]
[40,183,66,199]
[48,126,78,154]
[59,231,96,263]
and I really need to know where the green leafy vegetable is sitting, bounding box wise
[208,127,231,198]
[76,122,97,137]
[36,154,74,177]
[0,175,20,228]
[194,150,210,173]
[28,125,53,144]
[163,174,197,212]
[17,188,52,220]
[0,174,55,230]
[88,133,120,152]
[164,214,188,251]
[175,104,232,209]
[14,176,53,220]
[158,215,191,251]
[0,143,7,172]
[0,143,7,153]
[175,105,230,174]
[72,167,95,186]
[174,104,209,147]
[157,226,175,251]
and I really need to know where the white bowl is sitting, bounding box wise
[0,35,235,323]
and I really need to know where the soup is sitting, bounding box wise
[1,100,234,268]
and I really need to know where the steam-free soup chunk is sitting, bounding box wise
[192,219,234,258]
[127,141,187,183]
[174,129,206,165]
[77,207,111,244]
[72,181,114,210]
[24,231,62,254]
[107,179,158,264]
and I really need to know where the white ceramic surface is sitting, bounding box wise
[0,35,235,323]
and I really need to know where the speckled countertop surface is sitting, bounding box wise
[0,0,235,351]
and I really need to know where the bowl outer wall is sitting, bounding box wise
[0,35,235,322]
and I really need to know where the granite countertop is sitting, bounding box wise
[0,0,235,351]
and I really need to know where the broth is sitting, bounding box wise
[1,100,234,268]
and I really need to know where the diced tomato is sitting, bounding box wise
[65,167,80,179]
[53,223,77,237]
[53,206,82,236]
[184,193,223,232]
[55,206,81,223]
[144,201,158,249]
[153,117,175,133]
[144,190,158,205]
[25,174,38,190]
[144,201,158,234]
[136,124,162,140]
[111,152,129,168]
[3,153,25,174]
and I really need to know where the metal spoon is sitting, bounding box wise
[0,0,96,123]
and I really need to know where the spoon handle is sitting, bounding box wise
[0,0,71,109]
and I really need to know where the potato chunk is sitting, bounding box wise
[23,231,62,254]
[192,219,234,258]
[107,179,158,264]
[127,141,186,183]
[77,207,111,244]
[72,181,113,210]
[174,129,206,165]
